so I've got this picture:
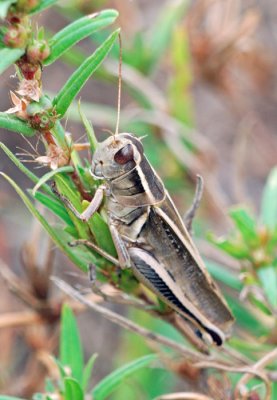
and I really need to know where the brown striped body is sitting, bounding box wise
[91,133,234,345]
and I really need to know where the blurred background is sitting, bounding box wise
[0,0,277,398]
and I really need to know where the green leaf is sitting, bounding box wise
[207,232,249,259]
[64,377,84,400]
[168,28,194,125]
[54,174,82,209]
[229,207,260,247]
[55,227,98,266]
[32,394,45,400]
[148,0,188,71]
[32,166,74,195]
[92,354,157,400]
[0,48,24,73]
[0,172,88,271]
[51,120,67,148]
[31,190,74,227]
[258,265,277,308]
[82,353,98,392]
[272,382,277,400]
[29,0,58,15]
[45,9,118,66]
[229,337,272,359]
[53,29,119,117]
[0,397,26,400]
[205,259,242,291]
[52,356,67,380]
[60,304,84,383]
[0,142,53,197]
[0,112,35,136]
[54,174,89,239]
[86,210,117,258]
[226,294,268,336]
[78,101,98,152]
[261,167,277,230]
[0,0,16,19]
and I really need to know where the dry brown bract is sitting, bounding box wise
[36,143,71,170]
[5,91,29,119]
[16,79,41,102]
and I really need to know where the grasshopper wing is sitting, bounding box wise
[131,194,234,345]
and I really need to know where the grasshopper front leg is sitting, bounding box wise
[52,182,131,268]
[51,181,106,221]
[183,175,204,233]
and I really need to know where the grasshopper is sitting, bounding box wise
[53,131,234,346]
[52,39,234,346]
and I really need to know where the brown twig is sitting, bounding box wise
[0,311,43,329]
[52,277,213,363]
[235,347,277,400]
[194,360,270,400]
[0,258,44,311]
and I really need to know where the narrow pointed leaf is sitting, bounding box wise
[54,174,89,239]
[229,208,260,247]
[44,10,118,65]
[82,354,98,391]
[78,101,98,152]
[55,227,98,266]
[205,259,242,291]
[273,382,277,400]
[261,167,277,230]
[0,48,24,73]
[207,232,249,259]
[29,0,57,15]
[92,354,158,400]
[53,29,119,117]
[64,377,84,400]
[52,356,67,379]
[86,209,116,257]
[54,174,83,208]
[0,172,87,271]
[32,166,74,195]
[258,266,277,308]
[0,142,53,196]
[0,112,35,136]
[0,397,26,400]
[60,305,84,383]
[31,190,74,227]
[0,0,16,19]
[51,120,67,148]
[226,294,268,336]
[148,1,188,71]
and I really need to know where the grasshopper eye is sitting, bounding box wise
[114,144,134,165]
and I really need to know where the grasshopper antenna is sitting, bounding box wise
[114,32,122,138]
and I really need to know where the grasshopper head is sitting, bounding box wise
[91,133,144,180]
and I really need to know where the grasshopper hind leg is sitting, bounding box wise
[128,247,223,346]
[183,175,204,233]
